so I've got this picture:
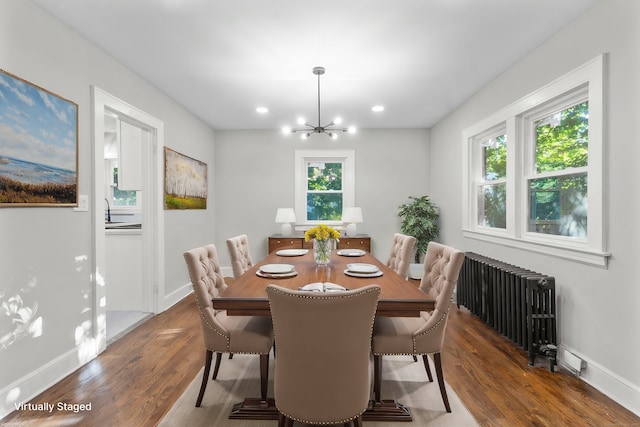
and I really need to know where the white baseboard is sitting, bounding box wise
[0,346,91,419]
[221,266,233,278]
[560,345,640,416]
[162,282,193,312]
[0,283,195,421]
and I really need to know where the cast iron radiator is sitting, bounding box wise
[457,252,557,371]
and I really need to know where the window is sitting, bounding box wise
[306,161,344,220]
[527,100,588,238]
[462,55,608,267]
[295,150,355,224]
[476,130,507,229]
[105,159,141,210]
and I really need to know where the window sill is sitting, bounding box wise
[462,229,610,268]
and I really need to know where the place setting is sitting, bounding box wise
[256,263,297,278]
[336,248,366,257]
[344,263,383,278]
[275,248,309,256]
[298,282,348,292]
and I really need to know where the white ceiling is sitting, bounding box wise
[32,0,599,131]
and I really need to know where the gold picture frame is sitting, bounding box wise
[0,69,78,207]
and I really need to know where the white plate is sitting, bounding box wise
[346,263,379,274]
[344,269,383,278]
[260,264,295,274]
[256,270,297,279]
[276,249,309,256]
[298,282,347,292]
[337,249,366,257]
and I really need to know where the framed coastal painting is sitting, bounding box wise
[164,147,207,210]
[0,69,78,207]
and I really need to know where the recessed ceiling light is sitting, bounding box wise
[256,107,269,114]
[372,105,385,112]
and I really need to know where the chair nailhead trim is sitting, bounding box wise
[279,409,364,425]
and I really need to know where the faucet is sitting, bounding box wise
[104,198,111,222]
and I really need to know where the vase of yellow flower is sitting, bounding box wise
[305,224,340,265]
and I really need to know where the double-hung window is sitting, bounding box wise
[462,55,607,267]
[295,150,355,225]
[476,129,507,229]
[526,97,588,238]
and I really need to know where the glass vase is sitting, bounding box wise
[313,238,334,265]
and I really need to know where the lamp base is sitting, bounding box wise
[280,223,292,235]
[346,222,357,237]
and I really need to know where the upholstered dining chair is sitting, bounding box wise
[266,284,381,427]
[226,234,254,279]
[183,244,274,407]
[386,233,417,279]
[372,241,465,413]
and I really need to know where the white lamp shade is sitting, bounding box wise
[275,208,296,223]
[342,207,363,223]
[275,208,296,235]
[343,207,363,237]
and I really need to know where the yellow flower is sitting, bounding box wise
[305,224,340,242]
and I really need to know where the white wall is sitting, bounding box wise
[430,0,640,414]
[0,0,216,417]
[214,129,430,264]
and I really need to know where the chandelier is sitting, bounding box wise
[282,66,356,139]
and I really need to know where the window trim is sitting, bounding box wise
[294,149,355,226]
[462,55,610,268]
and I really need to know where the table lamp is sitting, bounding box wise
[275,208,296,235]
[342,207,363,237]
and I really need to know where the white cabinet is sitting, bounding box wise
[105,232,143,311]
[118,120,144,190]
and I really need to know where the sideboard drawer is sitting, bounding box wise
[268,237,302,253]
[338,236,371,252]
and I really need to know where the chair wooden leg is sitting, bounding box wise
[373,354,382,402]
[211,352,223,380]
[422,354,434,382]
[260,353,269,401]
[277,413,286,427]
[433,352,451,413]
[353,414,363,427]
[195,350,213,407]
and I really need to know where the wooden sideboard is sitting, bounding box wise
[268,233,371,253]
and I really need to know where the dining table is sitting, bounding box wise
[214,247,434,422]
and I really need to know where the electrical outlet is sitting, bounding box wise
[74,194,89,212]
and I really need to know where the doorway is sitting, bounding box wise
[92,87,165,352]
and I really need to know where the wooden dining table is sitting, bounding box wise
[215,248,433,422]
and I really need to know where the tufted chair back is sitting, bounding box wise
[226,234,254,279]
[386,233,417,279]
[414,241,465,353]
[183,244,231,350]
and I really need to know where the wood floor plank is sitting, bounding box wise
[1,295,638,426]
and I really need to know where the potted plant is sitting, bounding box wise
[398,196,440,263]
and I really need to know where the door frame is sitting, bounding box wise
[91,86,165,354]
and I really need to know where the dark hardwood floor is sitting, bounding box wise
[2,294,638,426]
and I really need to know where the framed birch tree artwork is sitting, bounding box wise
[164,147,207,209]
[0,69,78,206]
